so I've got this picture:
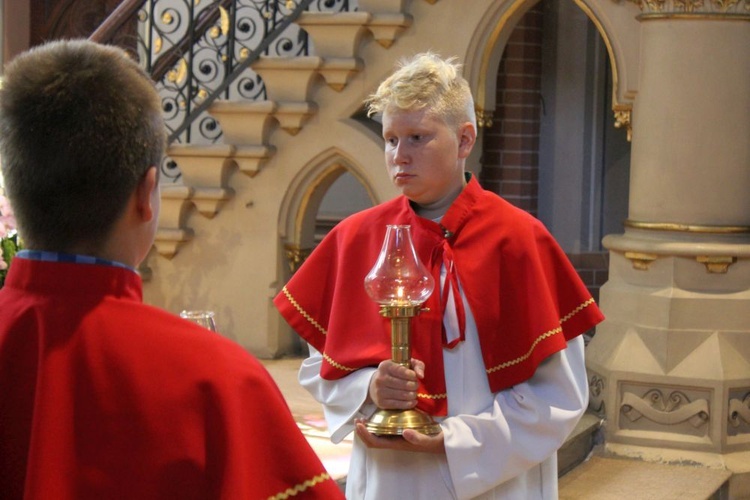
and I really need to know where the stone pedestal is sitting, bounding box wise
[585,6,750,496]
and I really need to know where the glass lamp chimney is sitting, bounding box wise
[364,225,434,306]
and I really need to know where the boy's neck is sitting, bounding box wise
[413,175,468,220]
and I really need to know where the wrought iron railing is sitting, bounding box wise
[92,0,353,180]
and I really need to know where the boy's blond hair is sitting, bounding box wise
[365,52,476,130]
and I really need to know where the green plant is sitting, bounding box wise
[0,193,21,288]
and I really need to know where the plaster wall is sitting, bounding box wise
[142,0,644,357]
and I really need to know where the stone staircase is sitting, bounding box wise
[152,0,431,261]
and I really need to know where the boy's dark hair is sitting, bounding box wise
[0,40,166,251]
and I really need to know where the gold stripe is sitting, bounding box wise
[486,298,596,375]
[418,393,447,400]
[267,472,332,500]
[637,12,750,20]
[625,219,750,234]
[561,297,595,324]
[323,352,356,372]
[281,286,327,335]
[486,327,562,374]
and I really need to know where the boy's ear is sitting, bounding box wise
[458,122,477,159]
[135,166,159,222]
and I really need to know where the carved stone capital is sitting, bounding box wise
[284,244,313,273]
[627,0,750,19]
[475,107,494,129]
[613,104,632,142]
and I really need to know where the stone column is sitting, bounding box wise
[585,3,750,494]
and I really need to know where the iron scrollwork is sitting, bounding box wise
[131,0,351,181]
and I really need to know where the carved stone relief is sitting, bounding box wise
[619,384,710,438]
[589,372,606,418]
[728,389,750,438]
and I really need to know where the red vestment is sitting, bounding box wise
[0,258,343,500]
[274,175,604,416]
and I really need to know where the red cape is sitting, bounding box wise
[275,176,604,416]
[0,258,343,499]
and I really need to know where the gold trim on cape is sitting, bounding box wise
[418,392,448,400]
[486,298,596,375]
[267,472,332,500]
[323,352,356,372]
[281,286,327,335]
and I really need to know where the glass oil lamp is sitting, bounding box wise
[363,224,441,436]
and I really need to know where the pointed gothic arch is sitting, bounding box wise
[277,146,379,277]
[463,0,640,137]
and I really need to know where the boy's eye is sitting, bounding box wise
[411,135,422,142]
[386,137,398,146]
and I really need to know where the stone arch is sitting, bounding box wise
[277,146,379,275]
[463,0,640,132]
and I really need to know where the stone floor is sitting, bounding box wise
[261,357,352,483]
[559,456,732,500]
[262,357,736,499]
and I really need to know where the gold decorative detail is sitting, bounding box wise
[322,352,356,372]
[486,297,597,374]
[621,390,709,428]
[628,0,668,10]
[624,251,658,270]
[219,6,230,37]
[487,327,562,374]
[162,11,174,24]
[561,297,596,324]
[625,219,750,234]
[284,244,312,273]
[281,286,327,335]
[674,0,705,11]
[239,47,250,61]
[713,0,740,11]
[630,0,750,16]
[696,255,736,273]
[571,0,634,142]
[167,58,188,84]
[154,36,163,55]
[475,107,494,128]
[613,104,633,141]
[209,26,220,39]
[417,392,447,400]
[286,0,296,9]
[196,89,208,102]
[268,472,332,500]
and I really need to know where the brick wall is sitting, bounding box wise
[479,4,544,216]
[480,5,609,302]
[567,252,609,303]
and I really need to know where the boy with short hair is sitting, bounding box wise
[0,39,342,499]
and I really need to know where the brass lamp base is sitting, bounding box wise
[365,408,442,436]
